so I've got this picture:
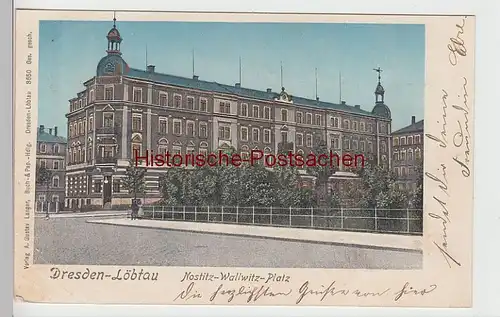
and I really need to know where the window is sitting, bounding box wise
[394,167,400,177]
[393,137,399,146]
[331,136,340,149]
[281,131,288,143]
[51,144,60,154]
[400,137,406,145]
[90,90,95,102]
[360,122,365,132]
[200,98,207,112]
[199,122,207,138]
[264,129,271,143]
[78,122,83,135]
[360,141,365,151]
[343,139,350,150]
[40,143,46,153]
[219,126,231,140]
[52,176,59,188]
[94,180,102,193]
[393,151,399,161]
[174,94,182,108]
[53,161,59,170]
[103,113,114,127]
[133,88,142,103]
[343,120,349,129]
[264,107,271,119]
[105,86,113,100]
[368,142,373,153]
[296,133,303,146]
[87,146,92,162]
[401,167,407,177]
[240,127,248,141]
[296,112,303,124]
[103,146,113,158]
[367,123,373,133]
[416,148,422,159]
[159,117,168,134]
[306,113,312,125]
[331,117,339,128]
[252,128,260,142]
[253,105,260,118]
[113,179,121,193]
[401,150,406,161]
[186,121,195,136]
[132,114,142,131]
[408,149,413,160]
[306,134,312,147]
[352,121,358,131]
[88,116,93,131]
[219,101,231,114]
[241,103,248,116]
[281,109,288,122]
[173,120,182,135]
[131,143,142,157]
[315,114,321,126]
[408,136,413,145]
[187,97,194,110]
[353,140,358,150]
[40,159,46,169]
[415,135,421,144]
[159,93,168,106]
[381,141,387,153]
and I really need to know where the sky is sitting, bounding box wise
[38,20,425,137]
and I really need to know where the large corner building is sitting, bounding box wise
[64,18,393,209]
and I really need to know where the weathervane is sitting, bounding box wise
[373,67,383,83]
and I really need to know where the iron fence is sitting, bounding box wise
[141,206,423,235]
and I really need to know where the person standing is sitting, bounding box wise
[131,200,138,220]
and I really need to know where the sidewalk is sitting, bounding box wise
[86,218,422,252]
[36,210,128,219]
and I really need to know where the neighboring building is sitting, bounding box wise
[391,116,424,192]
[35,125,67,212]
[64,18,393,209]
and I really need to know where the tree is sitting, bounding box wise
[36,165,53,215]
[306,139,338,206]
[122,159,146,200]
[411,159,424,209]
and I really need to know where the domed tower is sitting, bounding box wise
[371,67,391,119]
[96,13,129,76]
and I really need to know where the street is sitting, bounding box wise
[34,216,422,269]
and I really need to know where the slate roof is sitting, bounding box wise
[37,131,67,143]
[125,67,381,118]
[392,119,424,134]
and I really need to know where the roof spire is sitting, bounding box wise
[373,66,383,84]
[113,11,116,28]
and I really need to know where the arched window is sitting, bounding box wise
[52,176,60,188]
[158,138,168,154]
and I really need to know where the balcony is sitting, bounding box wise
[96,126,120,135]
[95,157,118,164]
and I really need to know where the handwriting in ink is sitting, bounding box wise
[426,90,448,148]
[296,281,350,304]
[174,282,203,301]
[452,77,471,177]
[393,282,438,302]
[448,18,467,66]
[209,283,292,303]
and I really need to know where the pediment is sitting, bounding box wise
[102,104,115,111]
[173,140,183,146]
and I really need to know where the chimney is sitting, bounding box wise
[39,125,45,133]
[48,128,53,135]
[193,75,199,80]
[235,83,241,88]
[147,65,155,73]
[411,116,416,124]
[266,88,272,93]
[54,126,58,136]
[341,101,346,105]
[355,105,360,109]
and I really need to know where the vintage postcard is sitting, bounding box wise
[14,9,474,307]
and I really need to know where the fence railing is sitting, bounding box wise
[141,206,423,235]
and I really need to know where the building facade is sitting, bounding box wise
[36,125,67,212]
[391,116,424,192]
[64,19,393,209]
